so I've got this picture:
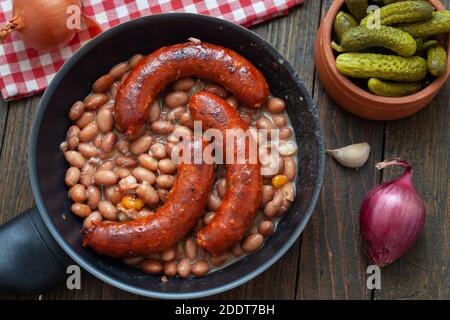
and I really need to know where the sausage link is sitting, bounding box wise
[83,138,214,258]
[115,42,269,136]
[190,92,262,255]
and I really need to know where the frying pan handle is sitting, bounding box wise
[0,207,73,294]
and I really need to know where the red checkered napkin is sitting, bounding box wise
[0,0,303,101]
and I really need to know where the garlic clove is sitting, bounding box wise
[326,142,370,168]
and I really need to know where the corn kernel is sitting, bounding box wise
[120,195,145,210]
[272,175,288,189]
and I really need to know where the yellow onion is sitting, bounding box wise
[0,0,99,51]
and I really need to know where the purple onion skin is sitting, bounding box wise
[360,159,425,267]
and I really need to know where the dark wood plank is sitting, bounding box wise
[0,99,7,155]
[0,96,40,300]
[375,81,450,300]
[296,0,385,299]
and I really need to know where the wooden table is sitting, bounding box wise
[0,0,449,300]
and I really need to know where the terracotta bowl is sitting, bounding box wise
[314,0,450,121]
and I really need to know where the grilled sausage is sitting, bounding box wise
[82,137,214,258]
[115,42,269,136]
[190,92,263,255]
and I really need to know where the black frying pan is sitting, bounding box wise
[0,13,324,299]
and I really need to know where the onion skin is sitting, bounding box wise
[360,159,425,267]
[1,0,81,51]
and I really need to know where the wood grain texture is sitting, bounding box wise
[376,83,450,300]
[296,0,384,300]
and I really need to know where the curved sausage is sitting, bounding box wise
[190,92,263,255]
[82,138,214,258]
[115,42,269,136]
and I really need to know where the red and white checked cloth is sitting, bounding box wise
[0,0,303,101]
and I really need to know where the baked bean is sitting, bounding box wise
[161,248,176,262]
[121,71,130,83]
[261,154,284,178]
[272,114,287,128]
[179,112,194,129]
[259,220,275,237]
[283,157,296,181]
[168,107,185,123]
[150,121,174,134]
[207,193,222,211]
[98,200,118,220]
[165,142,176,156]
[114,155,138,168]
[156,175,175,189]
[141,259,163,274]
[116,140,130,154]
[216,179,227,199]
[158,159,176,174]
[71,203,91,218]
[80,164,95,186]
[231,243,245,257]
[115,167,131,179]
[84,93,109,111]
[123,256,144,266]
[83,211,102,228]
[204,83,228,98]
[79,122,98,142]
[130,135,153,155]
[279,127,293,140]
[210,253,229,266]
[279,199,291,216]
[93,75,114,93]
[76,111,95,129]
[64,151,85,168]
[164,91,189,108]
[66,125,80,150]
[264,195,283,218]
[177,258,191,278]
[138,154,158,171]
[135,208,154,219]
[78,143,99,158]
[65,167,80,187]
[118,175,138,193]
[191,260,210,276]
[118,213,130,222]
[132,167,156,184]
[104,185,122,204]
[94,170,118,186]
[109,62,129,80]
[158,189,169,203]
[225,96,239,108]
[267,97,286,113]
[86,186,101,209]
[129,53,144,68]
[261,185,275,207]
[100,132,116,153]
[163,261,177,277]
[97,160,114,171]
[203,212,215,225]
[69,184,87,203]
[172,125,192,140]
[184,238,197,261]
[148,100,161,123]
[150,143,167,159]
[136,184,159,205]
[93,134,103,148]
[256,116,274,130]
[109,82,119,98]
[69,101,85,121]
[97,108,113,133]
[172,77,195,91]
[242,233,264,252]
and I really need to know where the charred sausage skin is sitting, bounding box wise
[190,92,263,255]
[115,42,269,136]
[82,138,214,258]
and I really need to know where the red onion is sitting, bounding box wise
[360,158,425,267]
